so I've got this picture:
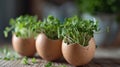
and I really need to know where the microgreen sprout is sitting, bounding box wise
[36,15,62,40]
[31,57,36,64]
[21,56,29,65]
[62,16,99,46]
[0,47,19,61]
[4,15,39,38]
[45,62,52,67]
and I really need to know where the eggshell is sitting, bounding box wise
[12,34,36,57]
[62,38,95,66]
[36,33,62,61]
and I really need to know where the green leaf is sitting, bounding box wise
[31,58,36,63]
[4,31,8,38]
[21,57,28,65]
[3,57,11,61]
[45,62,52,67]
[3,47,9,54]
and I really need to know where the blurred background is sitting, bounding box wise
[0,0,120,50]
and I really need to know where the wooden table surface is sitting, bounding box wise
[0,45,120,67]
[0,57,120,67]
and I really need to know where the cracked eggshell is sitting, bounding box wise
[36,33,62,61]
[12,34,36,57]
[62,38,95,66]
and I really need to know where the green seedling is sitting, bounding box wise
[62,16,99,46]
[36,15,62,40]
[45,62,52,67]
[21,57,28,65]
[4,15,39,38]
[31,57,36,64]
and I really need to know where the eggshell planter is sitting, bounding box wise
[36,33,62,61]
[12,34,36,57]
[62,38,95,66]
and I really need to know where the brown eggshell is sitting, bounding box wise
[36,33,62,61]
[62,38,95,66]
[12,34,36,57]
